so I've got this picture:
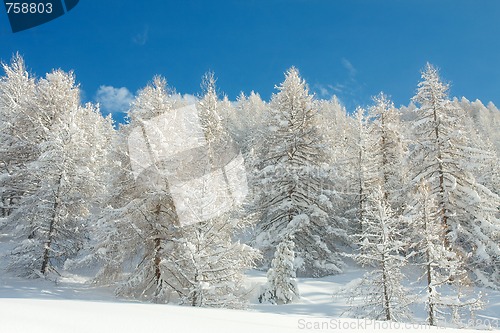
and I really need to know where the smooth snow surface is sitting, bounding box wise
[0,297,494,333]
[1,269,499,333]
[1,234,498,333]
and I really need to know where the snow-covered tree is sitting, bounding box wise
[91,76,184,301]
[87,75,259,307]
[315,97,357,236]
[408,180,484,326]
[365,93,406,209]
[176,72,260,308]
[260,239,299,304]
[252,67,348,277]
[231,90,269,162]
[453,98,500,196]
[8,69,111,277]
[344,186,412,322]
[345,94,407,240]
[347,106,369,234]
[0,54,37,220]
[409,63,500,288]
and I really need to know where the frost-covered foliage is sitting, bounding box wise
[260,239,299,304]
[0,55,499,311]
[349,94,408,240]
[5,67,113,278]
[344,186,412,322]
[252,67,348,277]
[408,180,484,326]
[409,63,500,288]
[365,93,407,210]
[453,97,500,196]
[0,54,37,219]
[83,75,260,307]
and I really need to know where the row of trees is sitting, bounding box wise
[339,64,498,325]
[0,55,499,323]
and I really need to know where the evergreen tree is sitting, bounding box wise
[178,72,259,308]
[344,186,412,322]
[408,180,483,326]
[0,54,37,220]
[365,93,406,210]
[8,69,111,277]
[260,239,299,304]
[453,98,500,196]
[315,97,356,237]
[409,63,500,288]
[88,76,259,307]
[350,107,369,234]
[252,67,348,277]
[104,76,184,302]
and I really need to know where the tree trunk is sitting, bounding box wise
[154,237,162,282]
[424,200,436,326]
[153,204,162,284]
[1,195,5,217]
[381,253,391,321]
[381,113,389,202]
[358,145,365,235]
[432,105,450,249]
[40,173,63,275]
[427,261,435,326]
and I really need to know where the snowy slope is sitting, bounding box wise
[1,234,499,332]
[1,297,497,333]
[1,269,499,333]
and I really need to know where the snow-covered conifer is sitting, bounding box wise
[0,54,37,220]
[409,63,500,288]
[408,180,484,326]
[90,75,259,307]
[252,67,348,277]
[365,93,407,210]
[8,69,111,277]
[260,239,299,304]
[177,72,260,308]
[344,186,412,322]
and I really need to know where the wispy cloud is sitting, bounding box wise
[95,85,134,115]
[132,25,149,46]
[341,57,357,81]
[312,58,365,110]
[314,83,344,98]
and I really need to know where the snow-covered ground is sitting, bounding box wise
[1,235,499,332]
[1,270,499,332]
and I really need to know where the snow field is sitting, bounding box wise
[1,268,498,333]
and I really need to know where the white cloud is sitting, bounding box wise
[133,25,149,45]
[95,85,134,115]
[317,85,329,96]
[341,58,357,80]
[314,83,344,98]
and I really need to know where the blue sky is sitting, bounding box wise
[1,0,500,119]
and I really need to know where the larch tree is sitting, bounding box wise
[349,94,407,240]
[260,239,300,304]
[453,98,500,197]
[357,94,410,245]
[408,180,483,326]
[8,69,111,277]
[88,75,259,307]
[0,54,37,220]
[344,186,412,322]
[365,93,407,210]
[315,97,355,237]
[409,63,500,288]
[101,76,183,302]
[252,67,348,277]
[175,72,259,308]
[350,106,369,234]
